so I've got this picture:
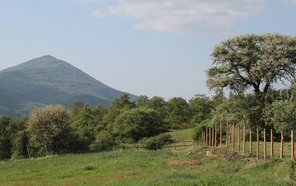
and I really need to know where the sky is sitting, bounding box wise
[0,0,295,99]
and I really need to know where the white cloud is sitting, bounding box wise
[92,0,271,35]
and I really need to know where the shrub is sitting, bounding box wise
[90,131,116,151]
[113,108,166,142]
[141,134,174,150]
[11,131,29,159]
[193,119,208,142]
[28,105,73,155]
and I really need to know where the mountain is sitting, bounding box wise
[0,55,135,117]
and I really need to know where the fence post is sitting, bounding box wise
[291,130,294,160]
[209,128,212,146]
[232,124,235,152]
[226,123,229,148]
[202,130,205,145]
[280,130,284,159]
[206,128,208,146]
[249,129,252,155]
[237,125,240,152]
[256,125,259,160]
[220,122,222,147]
[212,127,215,146]
[243,124,246,155]
[264,128,267,160]
[214,124,217,147]
[270,129,274,158]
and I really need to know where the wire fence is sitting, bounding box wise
[201,124,295,160]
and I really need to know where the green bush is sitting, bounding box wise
[90,131,116,151]
[11,131,29,159]
[193,119,208,142]
[113,108,166,142]
[141,134,174,150]
[28,105,73,155]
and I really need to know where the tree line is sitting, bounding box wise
[0,94,213,160]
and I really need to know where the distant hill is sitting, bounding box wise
[0,55,135,117]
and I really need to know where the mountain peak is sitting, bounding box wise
[39,55,58,60]
[0,56,135,116]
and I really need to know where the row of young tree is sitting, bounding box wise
[0,94,213,160]
[194,33,296,141]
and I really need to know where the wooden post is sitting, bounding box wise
[256,125,259,160]
[264,128,266,160]
[226,123,229,148]
[209,128,212,146]
[291,130,294,160]
[208,128,210,146]
[212,126,215,146]
[220,122,222,147]
[203,130,206,145]
[243,124,246,155]
[270,129,274,158]
[237,125,240,152]
[214,124,217,147]
[249,129,252,155]
[202,130,205,145]
[206,128,208,146]
[26,145,31,159]
[232,125,235,152]
[280,130,284,159]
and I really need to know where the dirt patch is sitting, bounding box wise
[168,159,201,167]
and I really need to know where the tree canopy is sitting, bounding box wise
[207,33,296,98]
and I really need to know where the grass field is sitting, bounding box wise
[0,129,295,186]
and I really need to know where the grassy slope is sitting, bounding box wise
[0,148,293,186]
[0,139,294,185]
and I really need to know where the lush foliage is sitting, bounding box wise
[113,108,166,142]
[28,105,74,155]
[140,134,174,150]
[207,33,296,97]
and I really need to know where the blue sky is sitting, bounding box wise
[0,0,295,99]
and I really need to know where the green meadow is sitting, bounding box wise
[0,129,294,186]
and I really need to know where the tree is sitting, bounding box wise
[103,94,134,126]
[112,108,166,142]
[147,96,168,118]
[166,97,191,129]
[211,94,262,128]
[207,33,296,98]
[0,117,28,160]
[28,105,73,155]
[189,94,213,125]
[265,100,296,131]
[0,117,13,159]
[135,95,150,108]
[71,103,107,150]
